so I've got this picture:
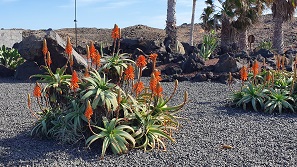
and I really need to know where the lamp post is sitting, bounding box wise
[74,0,78,48]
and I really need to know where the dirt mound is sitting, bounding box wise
[54,24,204,48]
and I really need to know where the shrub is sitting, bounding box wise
[0,45,25,70]
[256,40,273,51]
[27,24,188,159]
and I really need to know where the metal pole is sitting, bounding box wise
[74,0,78,48]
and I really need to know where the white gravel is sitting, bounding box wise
[0,77,297,166]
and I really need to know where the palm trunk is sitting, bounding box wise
[166,0,177,52]
[220,14,232,48]
[238,29,247,52]
[273,15,284,54]
[189,0,196,46]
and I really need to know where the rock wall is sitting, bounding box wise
[0,29,23,48]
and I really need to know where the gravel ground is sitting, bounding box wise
[0,77,297,166]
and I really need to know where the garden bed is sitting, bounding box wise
[0,77,296,166]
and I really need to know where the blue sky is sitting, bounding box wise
[0,0,210,30]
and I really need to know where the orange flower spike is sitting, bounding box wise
[136,55,147,68]
[149,73,157,93]
[133,81,144,96]
[70,70,79,92]
[85,100,93,122]
[124,65,135,81]
[149,53,158,62]
[65,36,73,56]
[46,51,52,67]
[111,24,120,40]
[94,50,101,66]
[240,66,248,81]
[252,60,259,76]
[42,39,48,57]
[89,41,96,60]
[153,69,162,82]
[155,82,163,97]
[33,82,42,98]
[150,53,158,70]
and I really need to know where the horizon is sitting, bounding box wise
[0,0,213,30]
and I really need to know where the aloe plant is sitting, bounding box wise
[133,110,175,151]
[86,117,135,158]
[236,83,266,111]
[81,70,119,112]
[30,65,72,108]
[264,89,295,113]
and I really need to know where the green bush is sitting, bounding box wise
[256,40,273,51]
[0,45,24,69]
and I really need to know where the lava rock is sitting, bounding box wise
[181,53,205,74]
[214,53,242,73]
[15,61,46,81]
[17,29,87,73]
[0,65,15,77]
[163,65,183,75]
[191,73,207,82]
[252,49,274,58]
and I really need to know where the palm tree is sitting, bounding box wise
[166,0,177,52]
[201,0,264,51]
[189,0,197,46]
[265,0,297,54]
[230,0,265,51]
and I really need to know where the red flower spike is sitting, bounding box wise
[89,41,96,61]
[133,81,144,96]
[155,82,163,97]
[65,36,73,56]
[42,39,48,57]
[46,51,52,67]
[153,69,162,82]
[33,82,42,98]
[94,50,101,66]
[240,66,248,81]
[111,24,120,40]
[85,100,93,121]
[252,60,259,76]
[136,55,147,68]
[70,70,79,92]
[149,73,157,93]
[124,65,135,81]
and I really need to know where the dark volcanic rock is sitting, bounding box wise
[192,73,207,82]
[181,53,205,74]
[17,30,87,73]
[252,49,274,58]
[15,61,46,81]
[163,65,183,75]
[214,53,242,73]
[0,65,15,77]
